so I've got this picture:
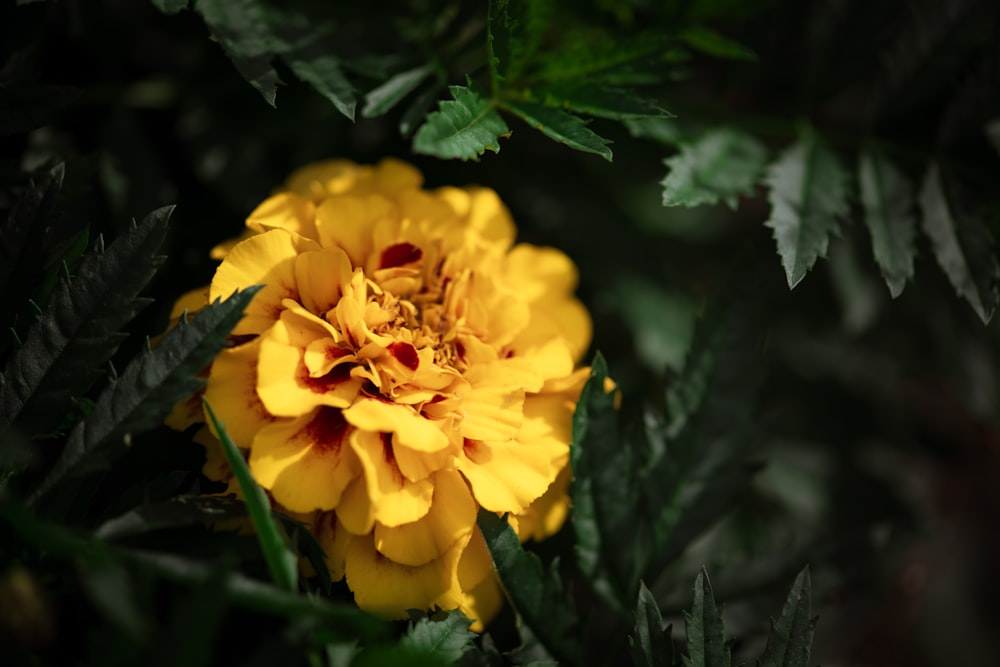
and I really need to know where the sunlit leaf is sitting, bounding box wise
[919,162,999,323]
[764,128,850,288]
[412,84,510,160]
[502,99,612,160]
[205,399,298,593]
[683,569,731,667]
[858,149,916,298]
[400,610,476,663]
[662,127,767,208]
[758,567,815,667]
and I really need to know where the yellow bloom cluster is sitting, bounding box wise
[168,158,591,629]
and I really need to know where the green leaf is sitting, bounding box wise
[0,206,170,432]
[205,398,298,593]
[631,581,673,667]
[683,569,731,667]
[764,128,850,288]
[919,162,999,323]
[412,84,510,160]
[477,510,580,665]
[528,82,669,120]
[94,495,247,540]
[571,352,638,609]
[151,0,188,13]
[29,286,261,503]
[400,610,476,663]
[533,33,669,84]
[758,567,815,667]
[858,149,917,298]
[662,127,768,209]
[79,558,148,643]
[488,0,553,85]
[351,646,453,667]
[362,65,432,118]
[502,99,613,160]
[680,27,757,62]
[192,0,356,117]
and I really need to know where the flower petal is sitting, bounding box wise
[203,337,275,447]
[457,436,565,514]
[249,407,360,513]
[315,194,396,268]
[342,398,449,453]
[373,469,476,567]
[349,429,434,527]
[294,247,353,315]
[312,511,350,581]
[457,528,505,632]
[247,192,318,241]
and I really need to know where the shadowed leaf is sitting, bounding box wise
[502,99,613,160]
[400,610,476,663]
[858,149,917,298]
[662,127,767,208]
[683,569,730,667]
[758,567,815,667]
[631,581,673,667]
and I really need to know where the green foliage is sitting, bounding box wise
[400,610,477,663]
[758,567,815,667]
[412,83,510,161]
[662,128,768,208]
[857,149,917,298]
[630,582,673,667]
[683,570,731,667]
[502,100,613,161]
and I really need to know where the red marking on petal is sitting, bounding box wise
[455,340,466,361]
[379,242,422,269]
[302,407,349,453]
[303,363,353,393]
[462,438,481,458]
[387,341,419,370]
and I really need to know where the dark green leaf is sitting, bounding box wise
[571,352,638,609]
[533,33,669,84]
[502,99,612,160]
[631,581,673,667]
[662,127,767,208]
[758,567,815,667]
[401,610,476,663]
[205,399,298,593]
[477,510,580,665]
[624,117,689,147]
[362,65,432,118]
[151,0,189,14]
[488,0,553,84]
[79,558,148,643]
[683,569,730,667]
[29,287,261,502]
[680,27,757,61]
[287,52,356,119]
[351,646,453,667]
[0,206,170,431]
[919,162,999,323]
[94,495,248,540]
[764,128,850,288]
[528,82,669,120]
[412,84,510,160]
[858,149,917,298]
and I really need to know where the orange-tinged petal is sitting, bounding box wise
[504,244,579,303]
[284,159,368,201]
[315,194,395,267]
[312,511,350,581]
[372,158,424,194]
[247,192,318,241]
[514,464,571,542]
[457,528,505,631]
[294,247,352,316]
[457,437,564,514]
[168,285,209,320]
[249,407,360,513]
[458,381,525,442]
[210,230,305,336]
[336,475,376,536]
[344,531,466,620]
[349,429,434,527]
[203,337,275,448]
[373,469,476,567]
[342,398,449,453]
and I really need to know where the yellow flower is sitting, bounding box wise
[169,158,592,629]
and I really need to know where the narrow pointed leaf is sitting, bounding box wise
[478,510,580,665]
[680,27,757,62]
[858,150,917,298]
[765,129,850,288]
[362,65,432,118]
[400,610,476,663]
[919,163,999,323]
[30,286,261,502]
[529,82,669,120]
[662,128,767,208]
[0,206,171,430]
[759,567,815,667]
[287,53,356,119]
[488,0,553,83]
[205,399,298,593]
[94,495,248,540]
[631,581,673,667]
[502,100,612,160]
[412,85,509,160]
[683,569,730,667]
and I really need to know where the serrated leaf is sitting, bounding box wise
[94,495,248,540]
[631,581,673,667]
[683,569,731,667]
[0,206,171,431]
[205,398,298,593]
[502,99,613,160]
[680,27,757,62]
[858,149,917,298]
[529,82,669,120]
[192,0,355,117]
[488,0,553,84]
[412,84,509,160]
[400,610,476,663]
[151,0,188,13]
[29,287,261,503]
[362,65,432,118]
[534,33,669,84]
[758,567,814,667]
[571,352,638,609]
[662,128,767,209]
[919,162,999,323]
[764,129,850,288]
[477,510,580,665]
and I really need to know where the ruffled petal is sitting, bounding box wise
[315,194,396,268]
[312,511,351,581]
[249,407,360,513]
[457,436,565,514]
[342,398,449,453]
[294,247,353,315]
[457,528,505,631]
[247,192,318,241]
[203,338,275,448]
[349,429,434,527]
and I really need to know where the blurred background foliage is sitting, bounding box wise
[2,0,1000,665]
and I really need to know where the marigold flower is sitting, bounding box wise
[168,158,592,629]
